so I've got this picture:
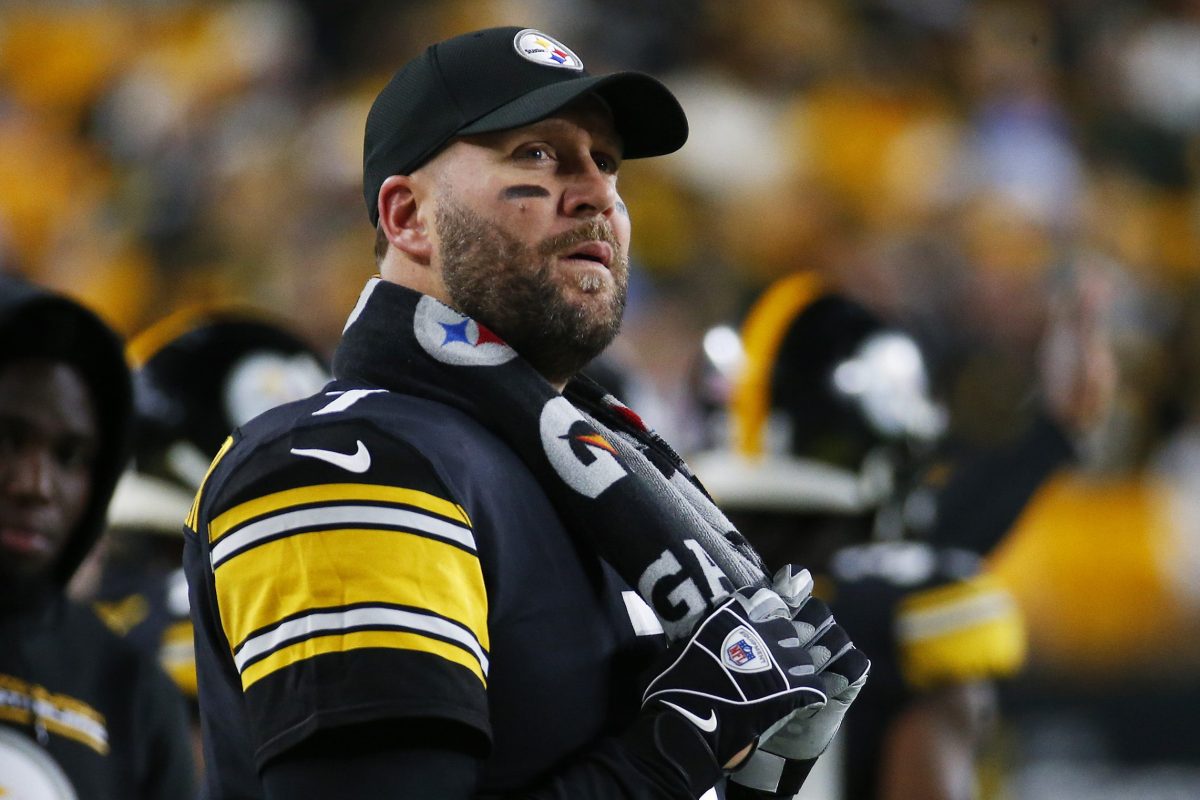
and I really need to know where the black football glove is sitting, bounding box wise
[641,588,828,768]
[730,566,871,797]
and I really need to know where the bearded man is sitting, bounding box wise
[184,27,868,800]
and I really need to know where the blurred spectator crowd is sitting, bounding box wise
[3,0,1200,792]
[3,0,1199,448]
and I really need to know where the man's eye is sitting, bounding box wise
[0,424,25,456]
[519,146,553,161]
[56,439,94,470]
[594,154,619,174]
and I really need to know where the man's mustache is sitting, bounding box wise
[538,219,621,258]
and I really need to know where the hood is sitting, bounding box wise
[0,276,133,585]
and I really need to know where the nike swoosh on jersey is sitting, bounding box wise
[290,440,372,473]
[660,700,718,733]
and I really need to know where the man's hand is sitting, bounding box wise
[641,588,828,769]
[767,565,870,756]
[730,566,870,796]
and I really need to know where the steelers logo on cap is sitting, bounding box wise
[513,29,584,71]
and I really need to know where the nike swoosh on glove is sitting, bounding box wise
[642,588,828,768]
[730,565,871,797]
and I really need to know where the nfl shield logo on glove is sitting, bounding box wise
[722,626,772,673]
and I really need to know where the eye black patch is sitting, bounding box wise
[502,185,551,200]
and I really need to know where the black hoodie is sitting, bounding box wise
[0,277,195,799]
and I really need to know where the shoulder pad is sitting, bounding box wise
[829,541,981,589]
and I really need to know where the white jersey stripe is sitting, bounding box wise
[211,504,475,567]
[233,605,489,675]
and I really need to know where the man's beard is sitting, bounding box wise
[437,200,629,386]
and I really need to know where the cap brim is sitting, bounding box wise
[457,71,688,159]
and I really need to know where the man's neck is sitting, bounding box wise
[375,271,571,392]
[0,575,56,613]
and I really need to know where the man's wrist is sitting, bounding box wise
[622,711,724,798]
[727,749,818,798]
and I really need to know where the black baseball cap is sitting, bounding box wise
[362,26,689,225]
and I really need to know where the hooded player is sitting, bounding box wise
[80,308,330,775]
[0,276,195,799]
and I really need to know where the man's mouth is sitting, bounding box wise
[0,527,53,556]
[561,241,613,269]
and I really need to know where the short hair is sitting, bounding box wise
[374,223,388,266]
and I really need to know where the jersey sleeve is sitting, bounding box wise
[894,571,1026,689]
[828,542,1027,696]
[193,419,491,764]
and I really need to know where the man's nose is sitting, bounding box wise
[3,447,55,502]
[562,160,617,219]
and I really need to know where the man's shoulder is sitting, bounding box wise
[193,382,537,536]
[237,381,510,462]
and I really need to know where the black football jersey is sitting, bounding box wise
[184,381,668,798]
[0,597,194,799]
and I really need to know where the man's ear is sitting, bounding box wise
[378,174,432,264]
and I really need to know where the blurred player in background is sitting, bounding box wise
[72,308,330,776]
[691,268,1115,799]
[0,276,194,799]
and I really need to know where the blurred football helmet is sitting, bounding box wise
[94,308,331,696]
[692,272,946,537]
[108,307,331,534]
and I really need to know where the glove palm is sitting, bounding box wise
[730,566,870,797]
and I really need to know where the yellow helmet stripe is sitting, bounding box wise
[126,302,283,366]
[731,271,824,456]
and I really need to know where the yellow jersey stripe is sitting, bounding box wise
[42,715,110,755]
[241,628,486,690]
[899,573,1011,623]
[0,706,110,755]
[235,604,488,674]
[31,689,105,723]
[897,576,1027,688]
[215,527,488,654]
[161,620,198,697]
[187,436,234,532]
[0,706,27,726]
[0,676,106,723]
[0,687,110,754]
[211,503,474,568]
[210,483,471,543]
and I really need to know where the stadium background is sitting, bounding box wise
[2,1,1199,796]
